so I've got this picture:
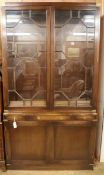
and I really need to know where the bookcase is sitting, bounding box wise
[0,2,100,170]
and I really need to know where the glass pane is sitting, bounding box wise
[54,10,96,107]
[6,10,47,107]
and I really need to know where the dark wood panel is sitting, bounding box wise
[4,123,47,162]
[54,122,97,167]
[54,125,90,160]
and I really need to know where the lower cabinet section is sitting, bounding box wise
[4,119,97,170]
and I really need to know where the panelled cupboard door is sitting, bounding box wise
[4,121,48,167]
[53,122,97,170]
[54,122,96,165]
[54,126,90,160]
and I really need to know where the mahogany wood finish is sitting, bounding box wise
[0,75,5,171]
[3,112,97,170]
[0,2,101,170]
[0,75,2,121]
[0,123,5,171]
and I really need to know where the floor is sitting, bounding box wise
[0,163,104,175]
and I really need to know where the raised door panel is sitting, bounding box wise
[10,126,46,160]
[4,122,48,163]
[54,126,89,160]
[54,123,96,165]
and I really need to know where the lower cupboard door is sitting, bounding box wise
[4,121,48,168]
[54,123,96,168]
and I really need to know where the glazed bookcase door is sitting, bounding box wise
[2,6,99,109]
[54,9,96,108]
[4,8,50,108]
